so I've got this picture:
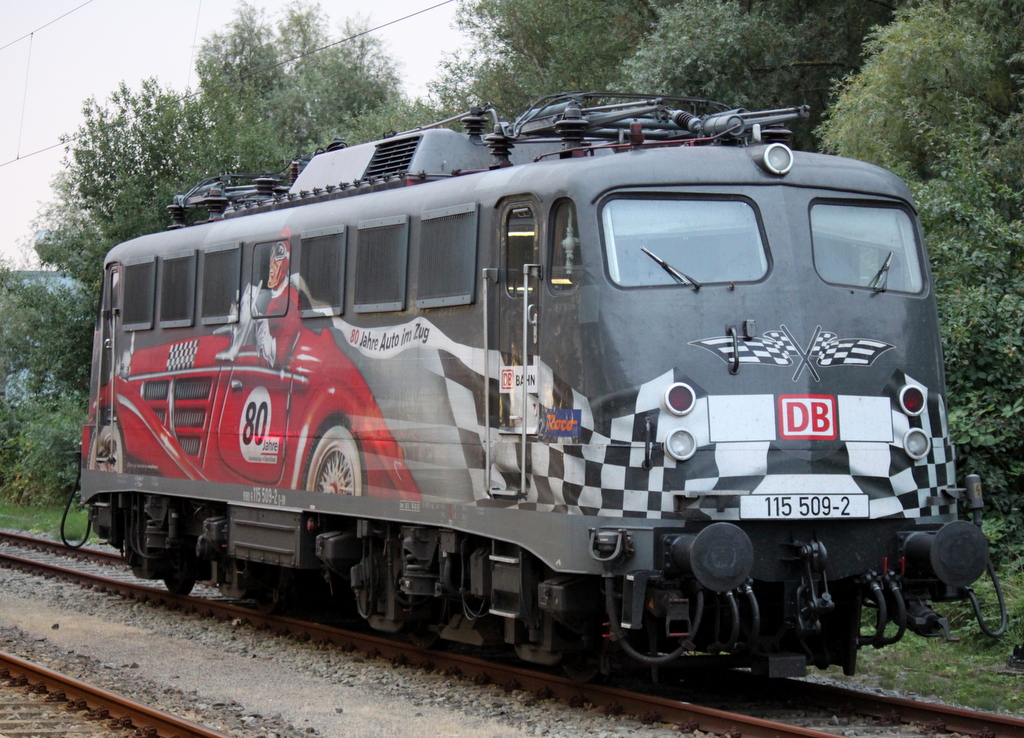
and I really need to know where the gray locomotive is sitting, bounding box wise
[81,93,1004,678]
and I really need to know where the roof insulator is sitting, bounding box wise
[205,195,229,220]
[484,125,514,168]
[461,107,487,139]
[166,203,186,229]
[555,102,588,151]
[254,177,276,199]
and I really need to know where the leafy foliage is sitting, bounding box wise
[433,0,659,117]
[2,1,412,507]
[0,393,85,506]
[197,3,404,152]
[822,0,1024,549]
[622,0,897,148]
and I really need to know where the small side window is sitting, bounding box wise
[201,243,241,325]
[550,200,581,293]
[505,206,537,297]
[122,256,156,331]
[252,240,291,318]
[159,250,197,328]
[300,228,346,317]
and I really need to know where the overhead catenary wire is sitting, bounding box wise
[0,0,96,54]
[0,0,456,171]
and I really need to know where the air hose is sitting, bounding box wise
[59,465,91,549]
[967,560,1008,638]
[602,568,704,666]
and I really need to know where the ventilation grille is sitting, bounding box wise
[174,377,212,401]
[417,204,478,308]
[143,380,169,401]
[363,137,420,179]
[175,409,206,429]
[179,436,201,456]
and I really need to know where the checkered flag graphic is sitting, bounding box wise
[167,340,199,371]
[817,337,894,366]
[689,335,793,366]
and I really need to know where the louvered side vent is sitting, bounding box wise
[363,136,420,179]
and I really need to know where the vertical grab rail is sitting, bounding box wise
[481,267,497,497]
[520,264,540,499]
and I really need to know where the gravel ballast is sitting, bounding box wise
[0,560,687,738]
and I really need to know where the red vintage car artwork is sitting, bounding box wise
[85,238,420,501]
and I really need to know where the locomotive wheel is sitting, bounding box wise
[306,425,362,495]
[163,575,196,596]
[89,423,124,473]
[562,654,602,683]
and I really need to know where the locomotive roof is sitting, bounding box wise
[108,93,915,264]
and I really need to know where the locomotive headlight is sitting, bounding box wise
[751,143,794,176]
[664,428,697,461]
[663,382,696,416]
[903,428,931,460]
[899,385,926,416]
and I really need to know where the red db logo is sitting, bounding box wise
[501,368,515,391]
[779,395,837,440]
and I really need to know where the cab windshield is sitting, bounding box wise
[810,203,923,293]
[602,198,768,286]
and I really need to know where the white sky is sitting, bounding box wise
[0,0,467,267]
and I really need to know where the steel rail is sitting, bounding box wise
[0,649,234,738]
[786,678,1024,738]
[1,547,834,737]
[0,530,122,565]
[5,537,1024,738]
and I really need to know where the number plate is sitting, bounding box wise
[740,494,869,519]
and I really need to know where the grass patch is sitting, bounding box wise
[830,635,1024,714]
[825,558,1024,714]
[0,501,90,542]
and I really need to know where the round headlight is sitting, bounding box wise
[663,382,696,416]
[903,428,931,460]
[664,428,697,462]
[753,142,794,176]
[899,385,926,416]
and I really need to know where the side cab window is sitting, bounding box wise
[549,200,581,292]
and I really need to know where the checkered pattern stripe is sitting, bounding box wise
[421,348,956,521]
[166,340,199,371]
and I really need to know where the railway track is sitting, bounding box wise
[0,649,233,738]
[3,530,1022,738]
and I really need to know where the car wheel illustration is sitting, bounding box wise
[89,423,124,473]
[305,424,363,495]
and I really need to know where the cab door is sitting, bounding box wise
[89,263,123,472]
[497,201,541,435]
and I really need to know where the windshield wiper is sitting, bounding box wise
[641,247,701,291]
[868,251,894,293]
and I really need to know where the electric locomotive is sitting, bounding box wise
[81,93,1004,678]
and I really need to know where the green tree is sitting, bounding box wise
[433,0,660,118]
[821,0,1024,547]
[197,2,404,152]
[6,1,413,506]
[439,0,899,144]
